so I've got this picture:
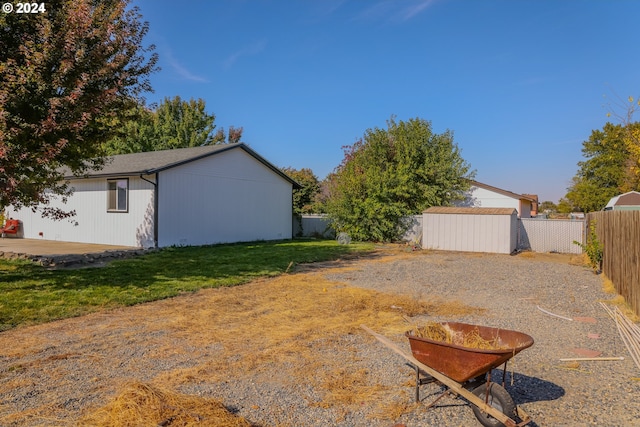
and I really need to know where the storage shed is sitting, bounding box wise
[604,191,640,211]
[423,207,518,254]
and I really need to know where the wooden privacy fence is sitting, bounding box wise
[588,211,640,316]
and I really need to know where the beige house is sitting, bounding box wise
[455,181,538,218]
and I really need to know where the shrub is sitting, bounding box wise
[574,220,603,272]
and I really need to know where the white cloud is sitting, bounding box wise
[165,49,208,83]
[223,39,268,69]
[357,0,437,23]
[400,0,435,21]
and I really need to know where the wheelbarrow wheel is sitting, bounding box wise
[471,382,516,427]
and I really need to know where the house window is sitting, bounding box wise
[107,179,128,212]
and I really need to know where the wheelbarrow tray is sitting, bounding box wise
[406,322,534,383]
[361,325,534,427]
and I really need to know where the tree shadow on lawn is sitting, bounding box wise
[0,240,384,329]
[0,240,376,292]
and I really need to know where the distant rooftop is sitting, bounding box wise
[424,207,517,215]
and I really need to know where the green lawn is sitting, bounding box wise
[0,239,374,331]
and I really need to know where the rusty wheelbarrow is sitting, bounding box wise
[362,323,534,427]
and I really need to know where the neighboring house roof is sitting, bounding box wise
[605,191,640,209]
[424,207,517,215]
[64,143,301,188]
[470,181,536,202]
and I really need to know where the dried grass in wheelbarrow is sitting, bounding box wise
[411,321,510,350]
[79,381,253,427]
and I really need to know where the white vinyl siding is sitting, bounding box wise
[8,176,155,247]
[423,208,518,254]
[157,148,292,247]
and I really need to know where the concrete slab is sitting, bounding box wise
[0,238,138,256]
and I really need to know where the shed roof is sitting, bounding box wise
[64,143,300,188]
[605,191,640,208]
[424,207,517,215]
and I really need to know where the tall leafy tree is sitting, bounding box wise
[539,201,558,213]
[281,167,320,215]
[154,96,216,149]
[101,103,156,154]
[103,96,243,154]
[606,95,640,179]
[213,125,244,145]
[0,0,158,217]
[325,116,474,242]
[565,122,640,212]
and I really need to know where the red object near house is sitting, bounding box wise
[1,219,20,237]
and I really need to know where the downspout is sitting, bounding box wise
[140,173,159,248]
[291,184,295,239]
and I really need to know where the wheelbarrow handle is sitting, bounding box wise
[360,325,531,427]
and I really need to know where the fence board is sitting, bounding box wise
[589,211,640,316]
[294,214,335,238]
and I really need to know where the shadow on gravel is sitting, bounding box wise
[505,371,566,404]
[415,369,563,427]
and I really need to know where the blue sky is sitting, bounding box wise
[133,0,640,203]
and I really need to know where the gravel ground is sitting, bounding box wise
[0,249,639,427]
[323,252,640,426]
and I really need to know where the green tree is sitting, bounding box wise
[556,198,575,214]
[102,103,157,154]
[0,0,158,217]
[605,94,640,180]
[281,167,320,215]
[103,96,243,154]
[539,200,558,212]
[313,175,333,214]
[565,122,640,212]
[325,116,474,242]
[154,96,217,149]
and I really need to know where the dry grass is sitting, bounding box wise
[123,257,478,423]
[3,251,481,426]
[516,251,583,266]
[315,367,385,411]
[373,394,417,421]
[601,276,640,322]
[150,261,480,384]
[79,382,254,427]
[409,322,507,350]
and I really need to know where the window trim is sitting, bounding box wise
[107,178,129,213]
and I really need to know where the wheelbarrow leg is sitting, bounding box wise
[415,365,420,402]
[501,361,509,387]
[414,364,437,402]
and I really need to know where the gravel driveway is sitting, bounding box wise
[324,251,640,426]
[0,249,638,426]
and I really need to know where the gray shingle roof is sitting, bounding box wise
[65,143,300,187]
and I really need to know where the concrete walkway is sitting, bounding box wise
[0,238,138,256]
